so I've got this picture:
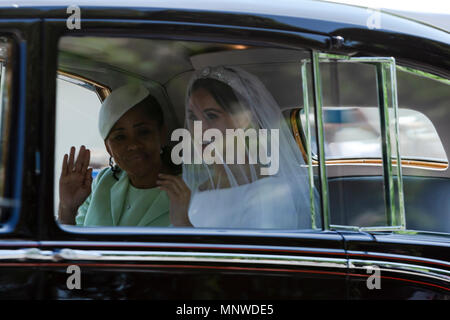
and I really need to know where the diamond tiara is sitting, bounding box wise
[198,66,238,87]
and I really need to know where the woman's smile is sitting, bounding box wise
[126,152,148,162]
[104,103,167,183]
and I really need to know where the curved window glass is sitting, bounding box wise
[299,107,448,168]
[0,37,14,227]
[56,36,319,231]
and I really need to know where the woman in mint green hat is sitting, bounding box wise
[57,83,183,227]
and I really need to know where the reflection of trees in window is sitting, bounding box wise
[320,62,378,107]
[312,63,448,168]
[58,37,244,86]
[397,69,449,124]
[0,37,13,199]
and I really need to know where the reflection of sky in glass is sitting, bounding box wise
[55,79,109,168]
[54,79,110,215]
[301,107,447,162]
[0,63,5,138]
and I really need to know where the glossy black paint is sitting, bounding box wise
[41,266,347,300]
[341,232,450,299]
[1,3,448,72]
[0,19,41,240]
[0,1,448,300]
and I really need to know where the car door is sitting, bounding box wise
[341,66,450,300]
[303,43,450,299]
[33,7,348,300]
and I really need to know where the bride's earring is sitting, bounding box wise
[109,156,120,181]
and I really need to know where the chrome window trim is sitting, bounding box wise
[308,52,406,232]
[392,230,450,239]
[301,59,318,230]
[0,248,348,269]
[0,59,5,114]
[396,65,450,86]
[58,224,341,237]
[311,51,329,229]
[57,71,111,101]
[349,259,450,284]
[38,241,346,252]
[2,249,448,285]
[57,73,97,92]
[347,250,450,268]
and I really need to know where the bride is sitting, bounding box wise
[157,66,316,229]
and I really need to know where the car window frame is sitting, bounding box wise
[40,17,337,243]
[307,55,450,237]
[0,30,30,234]
[39,15,450,243]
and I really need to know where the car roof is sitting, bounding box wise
[0,0,448,36]
[383,9,449,33]
[2,0,449,76]
[322,0,449,32]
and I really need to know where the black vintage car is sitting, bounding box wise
[0,0,448,301]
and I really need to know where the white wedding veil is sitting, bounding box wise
[182,65,319,229]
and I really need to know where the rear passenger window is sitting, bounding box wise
[301,58,403,230]
[395,67,450,233]
[298,107,447,168]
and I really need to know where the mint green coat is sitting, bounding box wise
[75,168,170,227]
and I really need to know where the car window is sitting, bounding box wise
[292,57,449,234]
[54,74,110,217]
[395,67,450,234]
[295,57,404,230]
[299,107,447,166]
[0,37,14,226]
[55,36,320,231]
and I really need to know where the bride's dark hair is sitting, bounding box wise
[190,78,248,115]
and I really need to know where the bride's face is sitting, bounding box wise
[187,87,251,136]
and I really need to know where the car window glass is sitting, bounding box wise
[299,107,447,165]
[0,37,14,226]
[395,68,450,234]
[55,36,320,231]
[296,60,450,234]
[54,76,110,217]
[298,59,402,229]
